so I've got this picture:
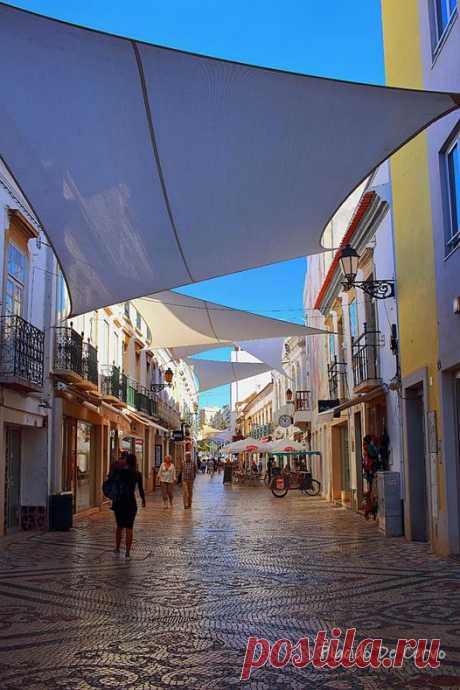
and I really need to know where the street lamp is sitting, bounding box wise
[151,366,174,393]
[339,244,395,299]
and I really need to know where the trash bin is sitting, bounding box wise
[49,492,73,531]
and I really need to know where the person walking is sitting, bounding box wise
[157,455,176,509]
[182,451,195,509]
[109,452,145,559]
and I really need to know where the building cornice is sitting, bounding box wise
[314,191,389,315]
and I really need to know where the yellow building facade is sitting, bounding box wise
[381,0,446,553]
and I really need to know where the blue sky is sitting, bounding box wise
[11,0,385,408]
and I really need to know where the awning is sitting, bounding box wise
[0,4,458,316]
[330,386,387,417]
[187,358,271,392]
[135,291,326,350]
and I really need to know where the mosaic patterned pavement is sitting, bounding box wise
[0,476,460,690]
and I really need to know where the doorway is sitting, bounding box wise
[405,383,429,542]
[354,411,363,506]
[5,428,21,531]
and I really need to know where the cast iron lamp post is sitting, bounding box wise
[339,244,395,299]
[150,366,174,393]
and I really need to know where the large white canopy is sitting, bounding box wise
[0,4,458,315]
[187,358,271,392]
[134,291,326,349]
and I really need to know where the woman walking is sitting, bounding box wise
[157,455,176,509]
[110,453,145,558]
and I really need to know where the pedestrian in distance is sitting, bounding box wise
[182,451,196,509]
[104,452,145,559]
[157,455,176,509]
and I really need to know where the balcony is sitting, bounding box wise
[101,365,125,406]
[293,390,312,426]
[328,356,349,402]
[82,342,98,388]
[54,326,98,391]
[156,398,181,429]
[352,326,381,393]
[0,315,45,391]
[251,423,273,439]
[136,384,157,417]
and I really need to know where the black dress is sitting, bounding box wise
[111,468,145,529]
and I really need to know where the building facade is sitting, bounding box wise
[0,161,199,534]
[0,161,54,534]
[305,165,404,532]
[381,0,459,553]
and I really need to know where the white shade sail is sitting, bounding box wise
[0,4,458,316]
[170,337,290,376]
[236,338,289,377]
[134,291,327,349]
[187,358,271,392]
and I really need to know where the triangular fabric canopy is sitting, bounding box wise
[236,338,289,377]
[0,4,458,316]
[187,358,271,392]
[134,291,326,348]
[205,429,233,443]
[170,337,289,376]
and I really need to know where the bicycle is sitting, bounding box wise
[271,470,321,498]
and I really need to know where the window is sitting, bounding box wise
[328,334,335,360]
[349,300,359,339]
[113,332,120,367]
[433,0,457,44]
[5,243,26,316]
[56,270,69,322]
[135,309,142,330]
[100,320,110,365]
[446,136,460,252]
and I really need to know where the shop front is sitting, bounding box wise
[60,397,102,515]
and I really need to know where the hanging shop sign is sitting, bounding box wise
[172,429,184,442]
[318,400,339,414]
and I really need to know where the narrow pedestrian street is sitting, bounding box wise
[0,478,459,690]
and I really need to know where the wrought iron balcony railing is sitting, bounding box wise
[352,325,380,388]
[156,398,181,429]
[136,384,157,417]
[101,367,157,416]
[251,422,273,439]
[328,356,349,401]
[0,315,45,388]
[82,341,98,386]
[295,390,312,411]
[54,326,83,377]
[101,364,122,399]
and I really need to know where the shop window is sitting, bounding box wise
[76,421,94,512]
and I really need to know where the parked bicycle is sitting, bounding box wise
[271,470,321,498]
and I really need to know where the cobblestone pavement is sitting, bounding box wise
[0,476,460,690]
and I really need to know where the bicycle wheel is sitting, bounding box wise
[271,477,288,498]
[303,480,321,496]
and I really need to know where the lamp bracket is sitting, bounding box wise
[342,279,395,300]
